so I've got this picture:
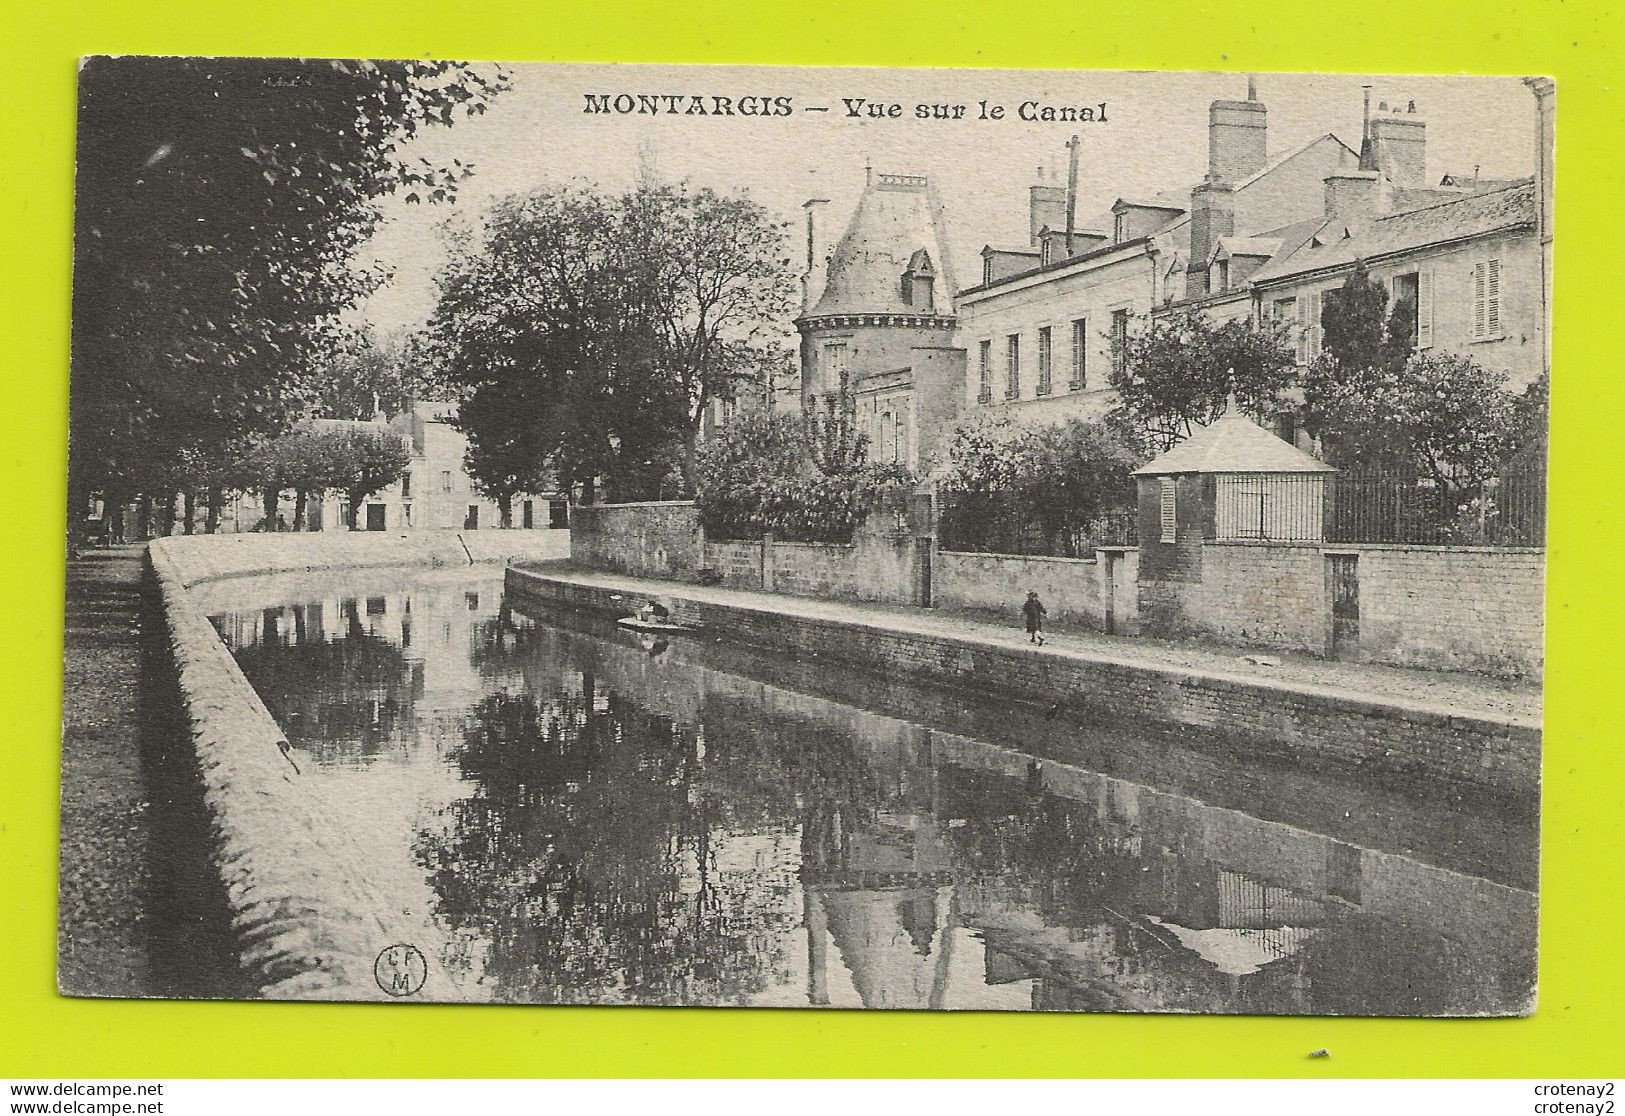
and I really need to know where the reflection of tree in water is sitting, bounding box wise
[231,600,420,765]
[419,682,883,1005]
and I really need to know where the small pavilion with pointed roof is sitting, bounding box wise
[1133,396,1336,546]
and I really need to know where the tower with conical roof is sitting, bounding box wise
[796,170,965,471]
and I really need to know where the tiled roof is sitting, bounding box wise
[1132,406,1336,475]
[1249,179,1535,286]
[808,174,958,318]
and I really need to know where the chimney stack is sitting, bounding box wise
[1186,178,1235,298]
[1368,99,1427,185]
[1322,170,1387,219]
[1029,171,1067,245]
[1206,78,1268,183]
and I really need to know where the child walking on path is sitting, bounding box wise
[1022,590,1047,646]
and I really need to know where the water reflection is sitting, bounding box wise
[213,572,1536,1015]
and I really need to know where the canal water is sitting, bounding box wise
[208,566,1537,1016]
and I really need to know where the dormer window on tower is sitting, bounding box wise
[901,249,937,312]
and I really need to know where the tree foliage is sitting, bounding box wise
[70,56,506,529]
[692,412,911,542]
[238,425,409,530]
[939,415,1139,557]
[310,328,447,422]
[1303,264,1544,489]
[1109,309,1299,453]
[426,182,796,505]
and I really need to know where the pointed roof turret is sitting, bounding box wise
[806,172,958,319]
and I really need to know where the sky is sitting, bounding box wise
[354,63,1541,336]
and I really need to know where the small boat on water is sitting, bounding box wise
[616,616,700,635]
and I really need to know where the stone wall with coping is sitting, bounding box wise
[569,501,703,581]
[145,532,569,1000]
[155,529,569,588]
[935,548,1140,634]
[147,538,488,1000]
[1140,540,1544,679]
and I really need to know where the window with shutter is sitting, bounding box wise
[1036,326,1053,395]
[1472,261,1488,339]
[1305,290,1321,358]
[1485,257,1502,338]
[1006,334,1021,399]
[977,340,992,402]
[1070,318,1087,389]
[1159,478,1177,544]
[1416,270,1434,348]
[1296,291,1321,363]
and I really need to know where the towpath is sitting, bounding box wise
[58,545,241,999]
[515,560,1541,728]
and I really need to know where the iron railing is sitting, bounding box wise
[1324,460,1546,547]
[1203,460,1547,547]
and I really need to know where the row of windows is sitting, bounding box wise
[398,471,460,498]
[1265,258,1501,365]
[976,310,1131,403]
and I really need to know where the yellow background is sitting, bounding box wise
[2,0,1621,1080]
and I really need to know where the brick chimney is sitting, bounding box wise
[1322,169,1388,219]
[1206,77,1268,183]
[1368,100,1427,186]
[1185,178,1235,298]
[1028,166,1067,245]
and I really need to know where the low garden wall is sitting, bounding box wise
[568,501,703,581]
[1139,541,1544,679]
[934,548,1140,634]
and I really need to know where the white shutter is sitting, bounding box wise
[1416,269,1434,349]
[1297,294,1311,363]
[1159,478,1177,543]
[1304,290,1321,359]
[1472,262,1487,339]
[1486,258,1502,338]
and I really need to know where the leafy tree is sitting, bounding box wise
[458,381,555,528]
[616,186,798,480]
[1303,262,1543,490]
[1303,352,1520,490]
[311,328,447,422]
[940,416,1138,556]
[70,57,507,535]
[326,428,411,529]
[692,412,910,542]
[427,181,796,504]
[1110,309,1299,453]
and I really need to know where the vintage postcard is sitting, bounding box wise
[61,59,1549,1014]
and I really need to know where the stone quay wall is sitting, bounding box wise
[508,566,1539,799]
[144,531,566,999]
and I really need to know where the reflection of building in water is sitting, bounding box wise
[218,585,1536,1014]
[213,578,511,765]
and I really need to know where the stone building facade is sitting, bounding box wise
[796,170,966,472]
[953,81,1360,431]
[938,79,1549,455]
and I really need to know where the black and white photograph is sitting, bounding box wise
[61,59,1551,1016]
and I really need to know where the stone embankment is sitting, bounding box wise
[508,563,1540,799]
[148,530,566,1000]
